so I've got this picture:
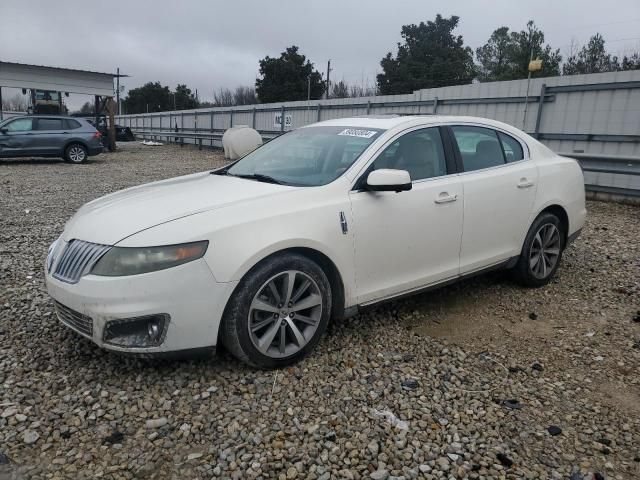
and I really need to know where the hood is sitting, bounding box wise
[63,172,296,245]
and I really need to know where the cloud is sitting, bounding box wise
[2,0,639,110]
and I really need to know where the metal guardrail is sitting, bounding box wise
[563,152,640,199]
[132,128,640,199]
[135,128,281,150]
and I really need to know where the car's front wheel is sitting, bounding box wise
[220,253,332,368]
[512,212,565,287]
[64,143,88,163]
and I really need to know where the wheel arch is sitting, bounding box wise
[63,139,89,153]
[227,246,346,322]
[538,203,569,244]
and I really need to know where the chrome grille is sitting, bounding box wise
[54,301,93,337]
[52,240,111,284]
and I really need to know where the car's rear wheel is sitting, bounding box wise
[220,253,331,368]
[512,212,565,287]
[65,143,88,163]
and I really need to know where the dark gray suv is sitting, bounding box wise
[0,115,103,163]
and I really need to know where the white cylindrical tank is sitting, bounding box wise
[222,125,262,160]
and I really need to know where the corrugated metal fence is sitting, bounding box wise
[116,70,640,199]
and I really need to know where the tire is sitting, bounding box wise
[65,143,88,164]
[512,212,565,287]
[220,253,332,368]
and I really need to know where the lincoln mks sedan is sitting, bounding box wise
[45,115,586,368]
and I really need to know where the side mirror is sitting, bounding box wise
[0,128,7,134]
[366,169,412,192]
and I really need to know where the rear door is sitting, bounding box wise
[33,117,66,154]
[447,125,538,274]
[0,117,35,157]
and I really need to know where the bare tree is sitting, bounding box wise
[1,93,27,111]
[331,80,350,98]
[213,88,234,107]
[233,86,258,105]
[349,84,378,97]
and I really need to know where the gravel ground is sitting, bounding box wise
[0,143,638,480]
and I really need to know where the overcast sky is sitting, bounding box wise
[1,0,639,109]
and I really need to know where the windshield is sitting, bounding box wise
[226,126,384,186]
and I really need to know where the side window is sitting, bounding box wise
[35,119,64,131]
[451,126,505,172]
[498,132,524,162]
[64,119,82,130]
[5,118,33,132]
[372,127,447,181]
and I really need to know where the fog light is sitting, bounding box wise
[148,320,160,343]
[103,314,169,348]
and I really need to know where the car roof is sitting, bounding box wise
[23,115,82,120]
[308,114,526,132]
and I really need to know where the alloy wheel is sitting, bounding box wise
[529,223,561,279]
[69,146,86,162]
[248,270,322,358]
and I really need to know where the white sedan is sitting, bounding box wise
[45,116,586,368]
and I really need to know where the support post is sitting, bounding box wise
[534,84,547,139]
[116,67,120,115]
[252,107,256,129]
[317,104,322,122]
[433,96,439,114]
[106,98,116,152]
[0,87,3,121]
[366,100,371,115]
[230,109,234,128]
[94,95,100,132]
[280,105,285,132]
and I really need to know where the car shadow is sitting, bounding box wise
[0,158,65,165]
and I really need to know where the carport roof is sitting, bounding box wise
[0,61,127,97]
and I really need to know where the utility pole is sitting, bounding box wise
[522,48,534,130]
[116,67,120,115]
[325,59,331,99]
[307,75,311,102]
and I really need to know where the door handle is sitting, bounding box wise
[517,179,535,189]
[434,193,458,204]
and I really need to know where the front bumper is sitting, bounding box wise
[45,258,237,354]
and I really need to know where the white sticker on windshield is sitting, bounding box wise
[338,128,378,139]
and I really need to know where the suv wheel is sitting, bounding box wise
[220,253,331,368]
[65,143,87,163]
[512,212,565,287]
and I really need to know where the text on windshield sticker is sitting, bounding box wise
[338,129,378,139]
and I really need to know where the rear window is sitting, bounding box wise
[498,132,524,162]
[36,118,63,131]
[451,126,505,172]
[64,119,82,130]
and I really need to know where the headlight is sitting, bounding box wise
[46,237,61,273]
[91,241,208,277]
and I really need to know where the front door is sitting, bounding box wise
[0,117,35,157]
[448,125,538,273]
[349,127,463,304]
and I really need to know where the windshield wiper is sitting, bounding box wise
[228,173,284,185]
